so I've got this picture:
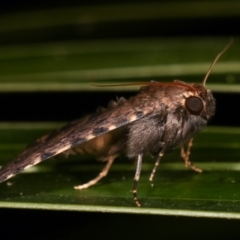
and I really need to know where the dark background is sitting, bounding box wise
[0,1,240,239]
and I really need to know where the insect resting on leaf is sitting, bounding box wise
[0,39,232,207]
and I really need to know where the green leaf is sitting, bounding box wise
[0,38,239,92]
[0,124,240,219]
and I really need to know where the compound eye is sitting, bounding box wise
[185,96,203,115]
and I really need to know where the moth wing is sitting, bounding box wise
[0,95,157,183]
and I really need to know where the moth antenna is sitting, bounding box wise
[202,38,233,87]
[91,82,148,87]
[91,82,196,91]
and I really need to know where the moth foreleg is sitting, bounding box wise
[74,156,115,190]
[180,138,202,173]
[133,154,143,207]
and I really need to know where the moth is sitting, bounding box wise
[0,40,232,207]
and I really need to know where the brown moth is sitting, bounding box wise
[0,40,232,206]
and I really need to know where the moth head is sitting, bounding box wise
[184,87,215,120]
[184,39,233,118]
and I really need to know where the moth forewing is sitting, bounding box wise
[0,92,158,184]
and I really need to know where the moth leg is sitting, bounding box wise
[74,156,115,190]
[149,150,164,181]
[133,154,143,207]
[181,138,202,173]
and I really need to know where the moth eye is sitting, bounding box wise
[185,96,203,115]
